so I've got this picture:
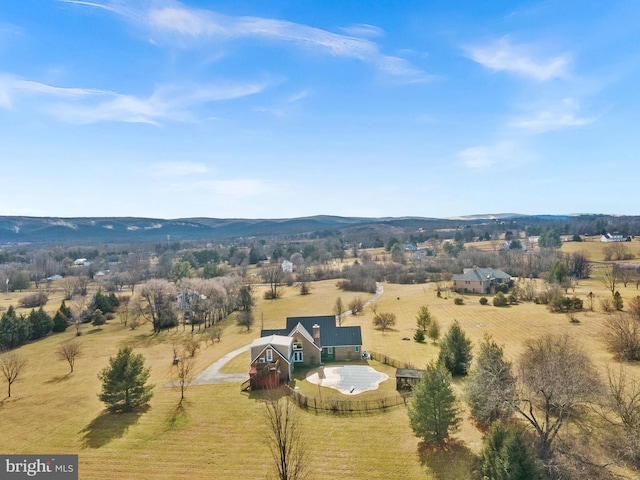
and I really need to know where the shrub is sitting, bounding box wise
[413,329,426,343]
[601,297,614,313]
[454,298,464,305]
[479,297,488,305]
[549,295,583,313]
[508,292,518,304]
[493,292,508,307]
[18,292,48,308]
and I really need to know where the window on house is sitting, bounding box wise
[355,346,360,353]
[293,351,303,363]
[266,349,273,362]
[293,342,303,350]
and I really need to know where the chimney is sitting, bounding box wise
[312,324,321,347]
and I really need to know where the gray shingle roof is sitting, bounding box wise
[453,267,511,282]
[261,315,362,348]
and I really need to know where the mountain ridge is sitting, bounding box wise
[0,213,626,245]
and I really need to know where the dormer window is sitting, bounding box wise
[293,342,303,350]
[266,349,273,362]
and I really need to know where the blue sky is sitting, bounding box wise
[1,1,639,219]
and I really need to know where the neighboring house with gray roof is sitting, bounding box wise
[452,266,512,294]
[261,315,362,367]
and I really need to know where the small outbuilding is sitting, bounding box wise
[395,368,423,391]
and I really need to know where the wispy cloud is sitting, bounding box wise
[465,37,570,81]
[65,0,429,82]
[0,73,268,124]
[511,97,596,133]
[339,24,384,39]
[458,141,520,169]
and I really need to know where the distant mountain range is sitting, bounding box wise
[0,213,609,245]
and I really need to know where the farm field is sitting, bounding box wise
[1,273,640,479]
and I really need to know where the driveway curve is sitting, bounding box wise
[184,282,385,386]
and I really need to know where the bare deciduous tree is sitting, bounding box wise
[205,325,222,346]
[373,311,396,333]
[172,345,197,403]
[236,310,254,332]
[72,296,88,336]
[598,366,640,466]
[0,351,27,398]
[601,265,620,298]
[262,264,283,300]
[263,389,307,480]
[603,313,640,361]
[57,340,81,374]
[512,333,601,456]
[334,297,344,326]
[348,296,364,316]
[138,279,177,333]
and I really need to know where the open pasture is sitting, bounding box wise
[1,273,640,479]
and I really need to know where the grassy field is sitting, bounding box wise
[2,270,640,479]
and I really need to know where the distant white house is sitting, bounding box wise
[281,260,293,273]
[73,258,87,266]
[601,232,628,242]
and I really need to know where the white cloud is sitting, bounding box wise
[67,0,428,81]
[339,24,384,39]
[458,141,519,169]
[511,97,596,133]
[465,37,570,81]
[0,73,268,124]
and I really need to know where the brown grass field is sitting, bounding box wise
[1,257,640,479]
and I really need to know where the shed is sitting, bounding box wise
[395,368,423,390]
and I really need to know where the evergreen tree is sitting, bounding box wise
[90,290,119,314]
[52,310,70,333]
[28,307,53,340]
[480,421,544,480]
[416,305,432,332]
[91,309,106,329]
[465,335,516,428]
[98,347,154,412]
[408,361,460,445]
[437,320,473,376]
[0,307,31,350]
[59,300,72,320]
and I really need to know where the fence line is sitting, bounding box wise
[285,385,408,413]
[368,351,417,370]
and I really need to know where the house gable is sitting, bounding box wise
[249,335,293,365]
